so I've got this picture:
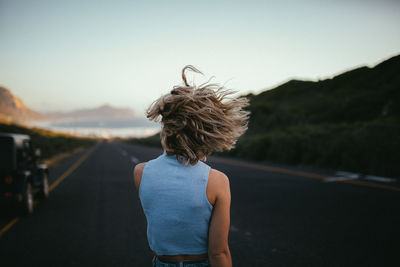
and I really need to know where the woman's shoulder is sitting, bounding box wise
[209,168,229,184]
[134,162,147,174]
[210,168,228,180]
[206,168,230,206]
[208,169,230,194]
[133,162,147,190]
[133,154,163,178]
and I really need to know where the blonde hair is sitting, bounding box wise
[146,66,250,165]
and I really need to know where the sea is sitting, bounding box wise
[35,118,161,138]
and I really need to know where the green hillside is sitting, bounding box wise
[128,55,400,177]
[228,55,400,177]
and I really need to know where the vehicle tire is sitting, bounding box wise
[39,173,49,199]
[25,182,34,214]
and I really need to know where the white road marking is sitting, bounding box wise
[335,171,360,179]
[118,147,139,164]
[325,171,397,184]
[323,176,358,182]
[230,225,239,232]
[131,156,139,164]
[244,231,252,240]
[324,171,360,183]
[364,175,396,183]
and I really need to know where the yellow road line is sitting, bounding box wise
[0,145,96,238]
[49,146,96,192]
[210,157,400,192]
[0,217,20,237]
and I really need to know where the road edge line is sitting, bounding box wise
[210,157,400,192]
[0,217,20,237]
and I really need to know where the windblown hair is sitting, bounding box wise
[146,66,250,165]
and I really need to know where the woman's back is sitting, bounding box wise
[134,65,249,266]
[139,152,213,255]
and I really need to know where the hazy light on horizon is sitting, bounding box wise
[0,0,399,116]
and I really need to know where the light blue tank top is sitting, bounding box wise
[139,152,213,255]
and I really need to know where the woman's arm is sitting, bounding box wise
[133,162,146,191]
[208,169,232,267]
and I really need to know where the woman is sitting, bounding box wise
[133,66,249,267]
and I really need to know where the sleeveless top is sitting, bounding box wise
[139,152,213,255]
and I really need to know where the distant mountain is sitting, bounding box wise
[0,86,44,123]
[0,86,136,123]
[226,54,400,177]
[45,104,136,121]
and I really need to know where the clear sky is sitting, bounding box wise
[1,0,399,116]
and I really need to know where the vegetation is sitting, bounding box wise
[0,122,97,161]
[127,55,400,177]
[125,132,161,148]
[229,54,400,177]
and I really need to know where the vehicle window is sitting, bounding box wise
[16,140,33,168]
[17,147,26,168]
[0,138,15,169]
[23,140,31,151]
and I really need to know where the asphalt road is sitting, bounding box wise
[0,141,399,267]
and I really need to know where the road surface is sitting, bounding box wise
[0,141,399,266]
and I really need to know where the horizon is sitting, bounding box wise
[2,53,398,116]
[1,0,399,115]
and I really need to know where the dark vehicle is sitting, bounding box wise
[0,133,49,214]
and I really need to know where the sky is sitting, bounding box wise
[0,0,399,116]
